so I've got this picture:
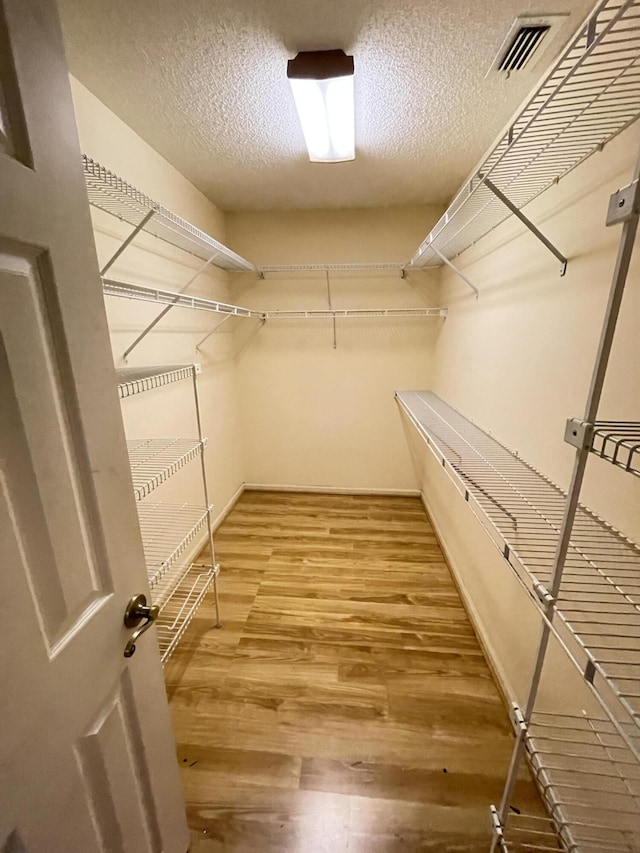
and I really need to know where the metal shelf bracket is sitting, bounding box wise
[100,209,156,276]
[564,417,594,450]
[195,313,235,350]
[428,243,479,298]
[489,805,504,845]
[512,704,528,735]
[482,177,568,276]
[606,179,640,227]
[122,254,218,361]
[533,581,555,607]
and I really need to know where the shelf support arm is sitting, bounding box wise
[122,254,217,361]
[195,313,235,351]
[100,209,156,276]
[428,244,479,298]
[483,177,568,276]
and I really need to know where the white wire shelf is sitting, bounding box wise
[116,364,198,398]
[126,438,205,501]
[103,277,262,317]
[501,711,640,853]
[136,501,210,585]
[494,811,563,852]
[155,563,217,664]
[590,422,640,476]
[410,0,640,268]
[258,263,408,273]
[396,391,640,738]
[103,278,265,318]
[103,278,446,321]
[263,308,447,319]
[83,155,255,271]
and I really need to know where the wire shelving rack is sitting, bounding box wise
[155,564,217,664]
[136,502,210,588]
[117,363,222,664]
[490,811,562,852]
[519,711,640,851]
[126,437,205,502]
[116,364,199,398]
[397,391,640,851]
[396,392,640,737]
[589,422,640,476]
[409,0,640,271]
[83,155,254,271]
[103,278,264,319]
[262,307,447,320]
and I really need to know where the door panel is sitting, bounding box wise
[0,1,188,850]
[0,252,110,647]
[76,669,163,853]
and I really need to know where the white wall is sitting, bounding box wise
[69,77,246,523]
[226,207,444,492]
[407,121,640,708]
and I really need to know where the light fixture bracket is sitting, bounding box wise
[287,49,354,80]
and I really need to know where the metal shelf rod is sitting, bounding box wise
[192,370,221,629]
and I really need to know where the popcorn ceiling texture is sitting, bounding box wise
[58,0,595,211]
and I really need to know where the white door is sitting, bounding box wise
[0,2,189,851]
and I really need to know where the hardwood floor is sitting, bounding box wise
[165,491,545,852]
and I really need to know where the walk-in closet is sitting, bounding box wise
[2,0,640,850]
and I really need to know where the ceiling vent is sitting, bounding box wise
[498,25,549,71]
[487,14,568,76]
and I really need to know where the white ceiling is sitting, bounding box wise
[57,0,597,211]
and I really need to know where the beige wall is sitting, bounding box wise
[70,73,639,714]
[407,121,640,708]
[69,77,245,525]
[433,121,640,543]
[226,207,443,491]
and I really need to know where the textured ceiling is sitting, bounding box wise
[57,0,596,211]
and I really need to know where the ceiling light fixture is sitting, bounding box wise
[287,49,355,164]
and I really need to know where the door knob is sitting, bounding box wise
[123,593,159,658]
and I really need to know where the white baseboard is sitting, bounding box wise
[419,490,514,709]
[243,482,421,497]
[211,482,245,532]
[167,482,245,571]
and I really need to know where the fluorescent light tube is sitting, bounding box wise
[287,50,355,163]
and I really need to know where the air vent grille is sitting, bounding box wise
[499,25,549,71]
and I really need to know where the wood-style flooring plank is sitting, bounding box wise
[167,491,549,851]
